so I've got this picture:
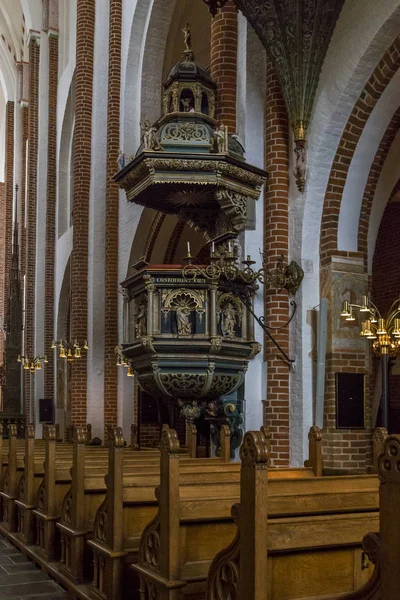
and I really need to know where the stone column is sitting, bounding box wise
[263,62,290,466]
[25,31,41,422]
[43,3,59,401]
[104,0,122,436]
[210,1,237,133]
[321,253,372,472]
[70,0,95,426]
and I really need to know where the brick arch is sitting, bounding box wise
[143,212,166,262]
[320,35,400,267]
[357,106,400,265]
[163,220,185,264]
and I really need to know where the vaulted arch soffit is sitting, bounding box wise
[298,1,400,276]
[122,0,211,280]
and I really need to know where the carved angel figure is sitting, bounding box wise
[181,97,194,112]
[182,23,192,53]
[142,120,159,151]
[176,303,192,335]
[116,150,126,171]
[213,124,227,153]
[293,143,307,183]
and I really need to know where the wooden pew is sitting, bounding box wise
[33,425,74,560]
[370,426,388,474]
[88,425,232,600]
[333,434,399,600]
[15,424,46,544]
[206,432,379,600]
[303,425,323,476]
[281,434,400,600]
[0,424,26,532]
[57,426,114,584]
[134,427,378,600]
[0,423,9,514]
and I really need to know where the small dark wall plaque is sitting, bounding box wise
[139,391,159,424]
[336,373,365,429]
[39,399,54,424]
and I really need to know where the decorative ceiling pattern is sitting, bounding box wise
[202,0,345,190]
[204,0,344,140]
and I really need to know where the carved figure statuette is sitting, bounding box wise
[213,124,228,154]
[135,302,147,338]
[182,23,192,53]
[222,302,237,338]
[142,120,160,151]
[117,150,126,171]
[176,302,192,335]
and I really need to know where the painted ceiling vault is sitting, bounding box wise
[203,0,345,189]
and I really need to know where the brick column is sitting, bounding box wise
[104,0,122,435]
[44,32,58,399]
[19,104,28,277]
[70,0,95,426]
[4,101,15,305]
[0,182,5,365]
[25,33,40,421]
[264,62,290,466]
[210,0,237,133]
[18,61,29,279]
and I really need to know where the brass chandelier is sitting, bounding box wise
[17,354,48,373]
[51,339,88,362]
[115,345,134,377]
[341,296,400,358]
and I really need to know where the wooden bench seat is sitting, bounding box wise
[88,425,232,600]
[0,425,28,532]
[206,431,379,600]
[33,425,76,560]
[57,425,178,585]
[135,428,379,600]
[88,425,323,600]
[15,425,46,543]
[206,433,400,600]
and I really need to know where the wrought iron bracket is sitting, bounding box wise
[219,280,296,367]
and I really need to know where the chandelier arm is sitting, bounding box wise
[238,294,295,365]
[367,300,381,319]
[386,298,400,318]
[386,303,400,328]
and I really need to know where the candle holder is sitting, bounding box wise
[17,355,48,373]
[115,345,134,377]
[182,244,304,295]
[51,339,88,363]
[341,295,400,429]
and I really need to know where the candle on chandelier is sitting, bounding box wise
[187,242,191,255]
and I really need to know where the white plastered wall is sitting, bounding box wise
[118,0,179,438]
[34,31,50,434]
[237,14,266,432]
[54,0,76,427]
[86,0,109,438]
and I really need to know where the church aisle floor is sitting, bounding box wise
[0,536,72,599]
